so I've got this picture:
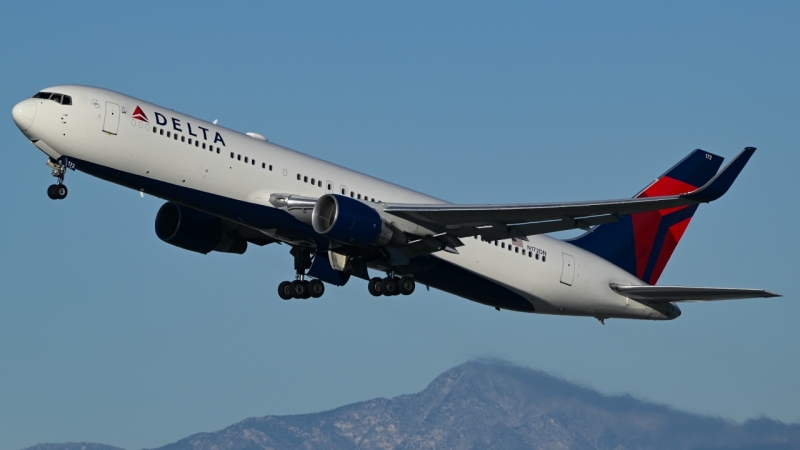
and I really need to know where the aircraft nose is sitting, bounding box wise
[11,99,37,131]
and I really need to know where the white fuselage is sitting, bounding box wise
[13,85,679,320]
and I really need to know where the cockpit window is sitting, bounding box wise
[31,92,71,105]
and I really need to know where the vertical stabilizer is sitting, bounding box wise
[569,150,724,284]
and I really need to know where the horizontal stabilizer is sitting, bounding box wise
[609,283,780,302]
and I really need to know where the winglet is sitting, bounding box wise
[683,147,756,203]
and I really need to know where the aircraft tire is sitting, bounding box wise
[308,279,325,298]
[300,281,312,299]
[290,280,307,299]
[368,277,383,297]
[381,277,398,296]
[278,281,293,300]
[55,184,68,199]
[399,276,415,295]
[47,185,58,200]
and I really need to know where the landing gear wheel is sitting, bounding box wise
[55,184,68,199]
[308,279,325,298]
[300,281,312,299]
[290,280,307,299]
[399,276,416,295]
[381,277,398,296]
[47,185,58,200]
[368,277,383,297]
[278,281,293,300]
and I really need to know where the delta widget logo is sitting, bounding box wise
[132,106,148,122]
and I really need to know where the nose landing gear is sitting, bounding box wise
[47,183,68,200]
[46,158,68,200]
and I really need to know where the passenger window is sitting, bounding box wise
[252,159,255,165]
[297,174,301,180]
[153,127,158,134]
[357,194,361,199]
[237,154,241,161]
[501,243,505,248]
[216,148,220,154]
[310,178,315,184]
[262,163,265,169]
[174,134,178,140]
[371,198,375,202]
[341,188,346,195]
[515,247,519,253]
[542,256,546,262]
[328,183,332,190]
[187,138,192,144]
[535,254,539,260]
[61,95,72,105]
[269,165,272,171]
[167,131,171,138]
[230,152,234,158]
[181,136,185,142]
[160,129,164,135]
[195,141,199,147]
[244,156,248,163]
[318,181,322,187]
[202,143,206,149]
[350,191,354,198]
[304,176,308,182]
[50,94,62,104]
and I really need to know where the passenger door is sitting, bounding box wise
[103,101,120,135]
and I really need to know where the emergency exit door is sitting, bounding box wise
[103,102,120,135]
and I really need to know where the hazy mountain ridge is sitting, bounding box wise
[24,360,800,450]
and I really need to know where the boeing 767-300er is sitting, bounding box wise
[11,86,780,323]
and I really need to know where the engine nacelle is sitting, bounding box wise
[155,202,247,254]
[312,194,405,247]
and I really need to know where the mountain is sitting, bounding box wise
[23,359,800,450]
[23,445,124,450]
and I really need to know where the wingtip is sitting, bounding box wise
[682,147,756,203]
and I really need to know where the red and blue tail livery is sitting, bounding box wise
[570,150,723,284]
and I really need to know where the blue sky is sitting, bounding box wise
[1,1,798,449]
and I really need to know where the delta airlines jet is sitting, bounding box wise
[11,85,779,323]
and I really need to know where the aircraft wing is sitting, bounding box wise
[384,147,755,241]
[609,283,781,302]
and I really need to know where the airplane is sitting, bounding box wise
[11,85,780,323]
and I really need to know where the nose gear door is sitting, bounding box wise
[103,101,120,135]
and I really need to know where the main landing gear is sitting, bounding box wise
[46,158,68,200]
[277,247,326,300]
[368,274,415,297]
[278,278,325,300]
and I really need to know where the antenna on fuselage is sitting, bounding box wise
[213,119,218,125]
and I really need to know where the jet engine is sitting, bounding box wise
[155,202,247,254]
[312,194,405,247]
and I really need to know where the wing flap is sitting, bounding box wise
[609,283,780,302]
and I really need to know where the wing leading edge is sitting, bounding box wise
[383,147,756,241]
[609,284,781,302]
